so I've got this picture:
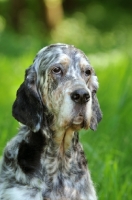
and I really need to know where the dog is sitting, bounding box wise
[0,43,102,200]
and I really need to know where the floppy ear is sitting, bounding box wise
[89,73,102,131]
[12,66,43,132]
[90,92,102,131]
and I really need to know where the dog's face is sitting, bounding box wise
[12,44,102,133]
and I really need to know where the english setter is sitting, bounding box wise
[0,44,102,200]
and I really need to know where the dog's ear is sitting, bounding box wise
[12,66,43,132]
[89,74,102,131]
[90,92,102,131]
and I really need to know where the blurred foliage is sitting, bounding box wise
[0,0,132,199]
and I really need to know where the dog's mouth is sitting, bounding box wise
[72,115,84,125]
[70,104,88,130]
[71,114,86,130]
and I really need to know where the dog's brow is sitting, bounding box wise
[59,54,71,66]
[79,58,91,70]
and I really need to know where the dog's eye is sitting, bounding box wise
[52,67,62,75]
[85,69,91,76]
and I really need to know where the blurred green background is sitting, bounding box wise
[0,0,132,199]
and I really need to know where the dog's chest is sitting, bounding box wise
[40,152,89,200]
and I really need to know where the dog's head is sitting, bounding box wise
[12,44,102,132]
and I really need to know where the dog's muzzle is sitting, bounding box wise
[70,88,90,128]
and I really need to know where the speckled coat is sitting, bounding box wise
[0,44,102,200]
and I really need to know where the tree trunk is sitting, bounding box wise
[43,0,63,30]
[10,0,26,32]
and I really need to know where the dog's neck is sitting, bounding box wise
[41,125,77,156]
[54,127,75,156]
[21,122,79,158]
[41,112,79,155]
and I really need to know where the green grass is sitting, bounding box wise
[0,7,132,198]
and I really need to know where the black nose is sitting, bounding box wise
[71,89,90,104]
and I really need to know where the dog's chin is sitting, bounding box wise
[71,116,89,131]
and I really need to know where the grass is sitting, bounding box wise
[0,5,132,199]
